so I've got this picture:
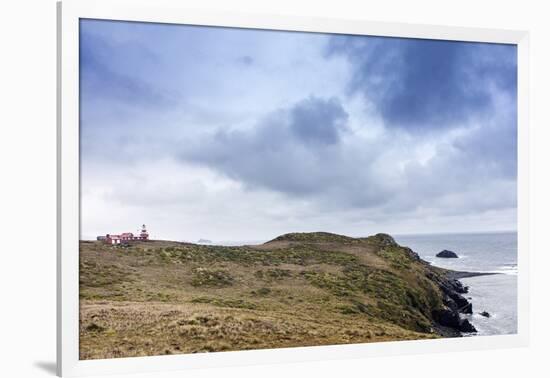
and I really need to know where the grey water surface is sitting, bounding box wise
[395,232,517,336]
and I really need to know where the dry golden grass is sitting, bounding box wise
[79,300,436,359]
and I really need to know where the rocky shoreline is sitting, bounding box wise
[376,234,496,337]
[366,234,497,337]
[429,270,499,336]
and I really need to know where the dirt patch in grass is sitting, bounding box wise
[190,296,257,310]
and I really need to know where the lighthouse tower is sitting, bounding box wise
[139,224,149,240]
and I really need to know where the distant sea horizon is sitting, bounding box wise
[191,229,518,248]
[81,229,518,246]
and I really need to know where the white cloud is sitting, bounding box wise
[79,20,517,241]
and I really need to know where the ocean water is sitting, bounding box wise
[395,232,518,336]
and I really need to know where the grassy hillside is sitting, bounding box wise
[79,233,453,360]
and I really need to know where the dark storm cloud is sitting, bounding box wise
[327,36,517,131]
[181,96,368,197]
[453,114,517,179]
[237,55,254,65]
[180,90,516,216]
[289,96,349,145]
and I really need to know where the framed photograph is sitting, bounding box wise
[57,0,529,376]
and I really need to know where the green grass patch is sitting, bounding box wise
[254,268,292,281]
[269,232,358,244]
[190,268,234,287]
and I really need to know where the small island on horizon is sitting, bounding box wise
[79,231,497,360]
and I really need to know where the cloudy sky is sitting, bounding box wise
[79,19,517,242]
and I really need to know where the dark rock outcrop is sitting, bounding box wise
[436,249,459,258]
[432,309,477,333]
[436,278,473,314]
[458,319,477,333]
[433,308,461,328]
[450,279,469,294]
[479,311,491,318]
[402,246,422,262]
[448,292,472,314]
[367,233,398,247]
[460,303,473,314]
[427,269,477,334]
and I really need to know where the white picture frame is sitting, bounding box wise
[57,0,530,376]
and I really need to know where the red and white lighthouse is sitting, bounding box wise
[139,224,149,240]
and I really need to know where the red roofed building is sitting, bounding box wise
[120,232,134,241]
[98,225,150,245]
